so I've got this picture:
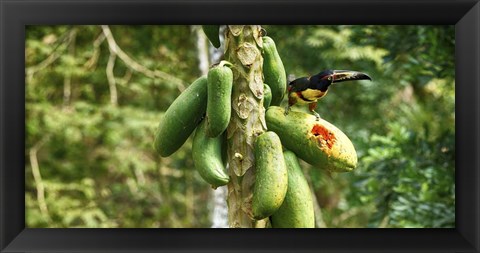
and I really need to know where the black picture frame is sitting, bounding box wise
[1,0,479,252]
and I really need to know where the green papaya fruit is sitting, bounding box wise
[206,64,233,137]
[252,131,288,220]
[263,83,272,108]
[271,151,315,228]
[262,36,286,106]
[154,76,207,157]
[265,106,357,172]
[192,120,229,188]
[202,25,221,48]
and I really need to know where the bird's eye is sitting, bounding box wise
[328,77,332,81]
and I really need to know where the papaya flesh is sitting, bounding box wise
[265,106,357,172]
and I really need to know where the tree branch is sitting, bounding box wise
[106,49,118,106]
[29,136,52,223]
[304,168,327,228]
[311,185,328,228]
[83,32,106,70]
[101,25,187,92]
[63,28,77,107]
[332,207,362,226]
[26,28,77,80]
[192,25,210,75]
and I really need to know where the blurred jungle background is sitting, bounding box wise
[25,25,455,228]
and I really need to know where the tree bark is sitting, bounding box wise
[225,25,267,228]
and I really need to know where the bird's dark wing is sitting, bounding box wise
[288,77,311,92]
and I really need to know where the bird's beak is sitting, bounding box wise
[331,70,372,83]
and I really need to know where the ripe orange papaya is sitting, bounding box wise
[265,106,357,172]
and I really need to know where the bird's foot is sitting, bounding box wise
[284,106,291,116]
[312,111,321,121]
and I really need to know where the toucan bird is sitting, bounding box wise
[286,70,371,120]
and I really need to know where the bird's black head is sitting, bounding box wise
[310,70,372,91]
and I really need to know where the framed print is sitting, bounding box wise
[1,0,479,252]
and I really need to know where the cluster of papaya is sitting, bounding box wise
[253,107,358,228]
[153,60,233,188]
[154,25,357,228]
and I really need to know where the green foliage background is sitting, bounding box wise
[25,25,455,228]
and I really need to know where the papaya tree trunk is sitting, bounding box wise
[225,25,267,228]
